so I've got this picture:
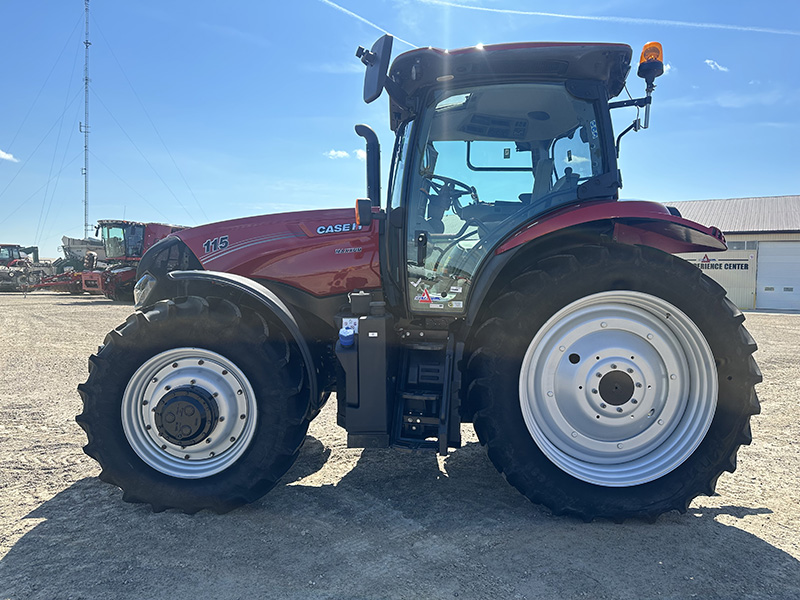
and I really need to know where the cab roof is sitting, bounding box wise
[387,42,632,129]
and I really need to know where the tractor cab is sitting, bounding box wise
[355,38,659,319]
[0,244,23,267]
[97,220,146,262]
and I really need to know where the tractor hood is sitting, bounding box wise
[173,208,381,297]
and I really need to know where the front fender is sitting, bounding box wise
[497,200,726,255]
[167,270,318,407]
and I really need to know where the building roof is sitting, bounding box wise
[664,196,800,234]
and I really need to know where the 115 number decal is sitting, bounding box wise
[202,235,229,253]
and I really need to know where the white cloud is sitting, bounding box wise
[661,87,788,110]
[563,155,590,165]
[663,62,674,76]
[0,149,18,163]
[324,150,350,159]
[354,149,367,162]
[704,59,729,72]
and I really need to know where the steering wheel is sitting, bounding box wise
[422,174,479,218]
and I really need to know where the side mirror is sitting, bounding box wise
[355,198,373,227]
[357,35,393,104]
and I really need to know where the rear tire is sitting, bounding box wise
[77,295,312,513]
[466,244,761,521]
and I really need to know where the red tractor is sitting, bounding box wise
[0,244,51,291]
[77,38,760,520]
[80,220,184,300]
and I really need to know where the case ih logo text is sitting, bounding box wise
[316,223,362,235]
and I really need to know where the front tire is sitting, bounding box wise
[466,244,761,521]
[77,295,313,513]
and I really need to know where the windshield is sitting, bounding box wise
[126,224,145,257]
[102,224,146,259]
[405,82,606,315]
[0,247,20,261]
[102,226,126,259]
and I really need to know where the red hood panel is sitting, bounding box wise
[176,208,381,297]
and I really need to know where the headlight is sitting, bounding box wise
[134,273,157,308]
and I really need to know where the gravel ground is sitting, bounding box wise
[1,291,798,600]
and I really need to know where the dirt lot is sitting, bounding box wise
[0,291,798,600]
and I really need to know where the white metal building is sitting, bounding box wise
[665,196,800,311]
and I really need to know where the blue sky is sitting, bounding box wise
[1,0,798,257]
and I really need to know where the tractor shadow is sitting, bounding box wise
[2,435,798,600]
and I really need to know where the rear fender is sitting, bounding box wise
[464,201,726,329]
[168,270,319,412]
[497,200,727,255]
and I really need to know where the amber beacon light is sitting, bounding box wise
[637,42,664,87]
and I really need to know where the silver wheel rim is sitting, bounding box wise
[519,291,717,487]
[122,348,258,479]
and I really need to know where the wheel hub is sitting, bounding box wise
[154,386,219,446]
[598,370,634,406]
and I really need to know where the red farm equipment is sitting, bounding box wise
[77,38,760,521]
[0,244,52,291]
[79,220,184,300]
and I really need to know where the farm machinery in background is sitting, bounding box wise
[0,244,54,291]
[77,38,761,521]
[79,220,186,300]
[34,220,184,299]
[29,236,106,295]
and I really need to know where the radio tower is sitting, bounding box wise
[80,0,91,238]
